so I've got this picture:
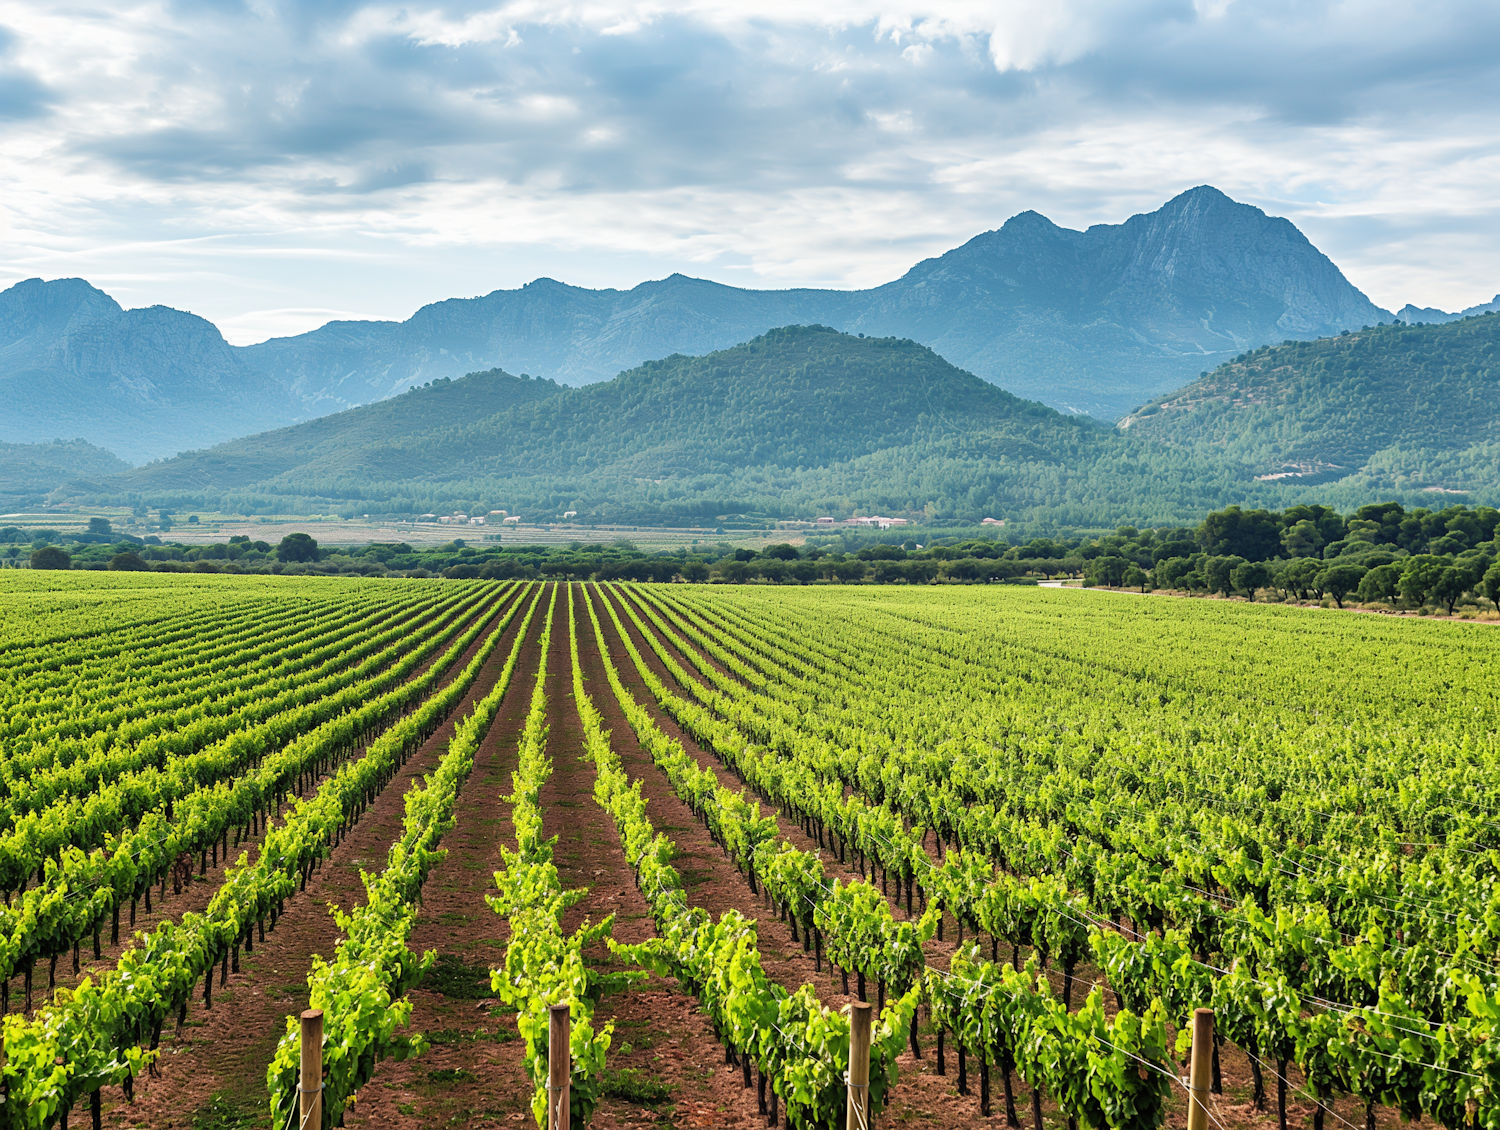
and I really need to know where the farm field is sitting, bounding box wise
[0,574,1496,1130]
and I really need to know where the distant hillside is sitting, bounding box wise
[0,278,306,462]
[1117,312,1500,496]
[239,186,1386,422]
[239,276,854,413]
[124,367,564,491]
[0,439,130,507]
[100,326,1252,526]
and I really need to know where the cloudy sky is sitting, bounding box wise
[2,0,1497,343]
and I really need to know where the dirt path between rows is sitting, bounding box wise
[345,584,765,1130]
[91,582,527,1129]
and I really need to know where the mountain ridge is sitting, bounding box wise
[0,278,307,464]
[62,318,1500,526]
[104,326,1194,524]
[236,186,1389,422]
[0,186,1401,471]
[1397,295,1500,324]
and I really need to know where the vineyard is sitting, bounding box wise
[0,571,1497,1130]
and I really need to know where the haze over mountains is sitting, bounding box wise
[49,312,1500,525]
[0,279,306,463]
[2,186,1401,466]
[1396,295,1500,325]
[240,186,1388,424]
[104,326,1242,527]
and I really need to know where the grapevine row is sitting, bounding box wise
[0,582,527,1128]
[608,585,1499,1128]
[0,582,505,1020]
[266,581,547,1128]
[577,582,918,1128]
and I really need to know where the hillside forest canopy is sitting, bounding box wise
[61,319,1500,530]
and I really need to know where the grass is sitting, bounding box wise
[426,1026,515,1045]
[427,1068,478,1084]
[602,1067,676,1106]
[423,953,495,999]
[190,1093,263,1130]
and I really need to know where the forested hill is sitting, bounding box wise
[124,367,563,491]
[0,440,129,509]
[101,326,1248,526]
[430,326,1073,476]
[1117,312,1500,497]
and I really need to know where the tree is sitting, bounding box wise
[1315,563,1367,609]
[761,543,799,560]
[276,533,320,563]
[1355,563,1402,604]
[715,559,751,583]
[1231,561,1272,601]
[787,560,818,584]
[1085,555,1130,587]
[109,551,151,571]
[87,517,112,536]
[1198,507,1281,561]
[1432,565,1476,615]
[758,559,789,584]
[1204,555,1246,597]
[30,546,70,570]
[1273,557,1323,601]
[1280,520,1324,558]
[1152,540,1195,565]
[1352,502,1404,544]
[1123,565,1151,593]
[1484,563,1500,610]
[681,560,710,583]
[830,558,868,584]
[1397,555,1446,608]
[1155,556,1195,589]
[1282,504,1346,547]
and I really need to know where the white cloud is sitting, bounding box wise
[985,0,1106,72]
[1,0,1498,340]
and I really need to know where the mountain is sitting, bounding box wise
[239,186,1386,422]
[99,326,1250,527]
[0,186,1390,471]
[1116,311,1500,497]
[0,439,130,508]
[122,367,565,494]
[238,276,855,413]
[1396,295,1500,324]
[0,278,308,464]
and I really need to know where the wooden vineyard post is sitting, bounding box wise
[300,1008,323,1130]
[1187,1008,1214,1130]
[848,1000,872,1130]
[549,1003,571,1130]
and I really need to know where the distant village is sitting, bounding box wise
[413,511,1004,531]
